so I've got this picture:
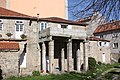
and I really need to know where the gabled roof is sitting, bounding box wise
[94,20,120,34]
[39,17,87,26]
[0,41,19,50]
[0,7,86,26]
[0,7,31,19]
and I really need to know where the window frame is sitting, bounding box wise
[61,24,68,29]
[0,19,3,31]
[113,43,118,49]
[40,22,47,31]
[100,35,104,39]
[15,20,24,32]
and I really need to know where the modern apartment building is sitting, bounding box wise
[0,0,68,18]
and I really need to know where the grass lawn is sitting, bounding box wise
[7,63,120,80]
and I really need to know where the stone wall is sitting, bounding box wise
[20,21,40,75]
[94,30,120,54]
[88,41,111,63]
[0,19,30,39]
[0,51,19,78]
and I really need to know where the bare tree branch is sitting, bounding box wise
[69,0,120,21]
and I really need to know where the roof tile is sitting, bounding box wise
[0,41,19,50]
[94,21,120,33]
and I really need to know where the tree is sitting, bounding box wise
[69,0,120,21]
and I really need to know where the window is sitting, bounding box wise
[0,19,3,31]
[100,35,103,39]
[61,25,68,28]
[113,43,118,49]
[40,22,47,31]
[98,42,102,46]
[15,21,24,31]
[112,33,118,38]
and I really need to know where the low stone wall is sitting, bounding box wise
[0,51,19,78]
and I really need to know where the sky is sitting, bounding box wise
[68,0,85,20]
[68,0,77,20]
[68,0,120,21]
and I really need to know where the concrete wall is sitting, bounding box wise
[0,0,6,8]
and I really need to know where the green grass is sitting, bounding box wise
[7,63,120,80]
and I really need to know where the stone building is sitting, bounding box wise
[0,7,40,77]
[0,7,111,77]
[94,20,120,62]
[76,12,106,37]
[38,17,88,73]
[88,37,110,63]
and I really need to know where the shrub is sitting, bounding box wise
[32,71,40,76]
[6,33,13,37]
[20,34,27,39]
[88,57,96,70]
[118,57,120,63]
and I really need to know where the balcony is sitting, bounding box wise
[39,27,86,42]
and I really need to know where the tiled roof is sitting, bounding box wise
[0,41,19,50]
[94,21,120,34]
[0,7,31,19]
[0,7,86,25]
[88,37,110,42]
[39,17,87,26]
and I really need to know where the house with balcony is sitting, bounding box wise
[37,17,88,73]
[0,7,111,78]
[0,7,89,77]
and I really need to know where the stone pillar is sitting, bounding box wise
[38,43,41,72]
[76,49,80,72]
[83,42,88,71]
[67,39,73,72]
[42,42,46,73]
[49,40,54,73]
[61,48,65,72]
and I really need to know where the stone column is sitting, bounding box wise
[83,42,88,71]
[49,40,54,73]
[38,43,41,72]
[67,39,73,72]
[76,48,80,72]
[61,48,65,72]
[42,42,46,73]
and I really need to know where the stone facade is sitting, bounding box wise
[0,16,111,77]
[87,40,110,63]
[94,29,120,62]
[0,51,19,77]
